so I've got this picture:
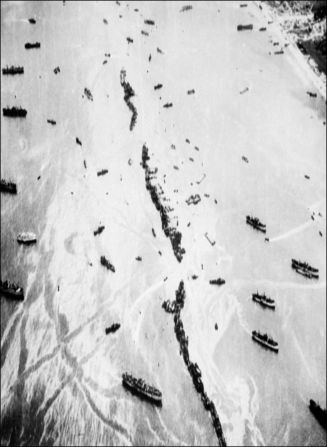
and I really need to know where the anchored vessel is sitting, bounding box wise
[209,278,226,286]
[3,107,27,117]
[17,232,37,245]
[1,179,17,194]
[309,399,327,429]
[292,259,319,279]
[2,66,24,75]
[252,330,278,352]
[246,215,266,233]
[252,292,275,309]
[122,373,162,406]
[0,280,24,300]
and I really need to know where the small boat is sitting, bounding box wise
[94,225,105,236]
[47,119,56,125]
[237,24,253,31]
[3,107,27,117]
[100,255,115,272]
[252,330,278,352]
[17,232,37,244]
[105,323,120,334]
[28,18,36,24]
[97,169,108,176]
[252,292,275,309]
[209,278,225,286]
[0,280,24,300]
[122,372,162,406]
[291,259,318,273]
[1,179,17,194]
[25,42,40,49]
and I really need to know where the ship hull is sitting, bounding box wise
[17,237,37,245]
[122,378,162,407]
[252,296,275,309]
[252,334,278,352]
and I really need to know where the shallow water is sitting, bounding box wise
[1,1,326,446]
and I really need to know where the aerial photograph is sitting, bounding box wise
[1,1,326,446]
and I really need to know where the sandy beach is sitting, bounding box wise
[1,1,326,446]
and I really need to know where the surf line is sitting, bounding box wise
[162,281,227,446]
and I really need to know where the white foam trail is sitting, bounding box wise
[270,220,312,242]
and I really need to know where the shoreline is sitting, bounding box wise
[253,0,326,100]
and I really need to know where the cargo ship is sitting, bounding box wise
[246,215,266,233]
[25,42,41,49]
[291,259,318,273]
[17,232,37,244]
[0,280,24,300]
[2,66,24,75]
[252,292,275,310]
[1,179,17,194]
[3,107,27,117]
[122,373,162,407]
[252,330,278,352]
[309,399,327,429]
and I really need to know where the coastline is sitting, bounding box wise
[253,0,326,100]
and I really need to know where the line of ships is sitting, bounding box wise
[1,26,325,437]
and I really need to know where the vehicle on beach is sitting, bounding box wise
[3,107,27,117]
[1,179,17,194]
[252,292,275,309]
[2,65,24,75]
[252,330,279,352]
[309,399,327,429]
[246,215,266,233]
[17,232,37,244]
[0,280,24,300]
[122,373,162,407]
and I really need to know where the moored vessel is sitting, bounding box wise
[252,330,278,352]
[252,292,275,309]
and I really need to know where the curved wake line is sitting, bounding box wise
[269,220,312,242]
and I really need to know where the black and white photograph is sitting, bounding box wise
[1,1,326,446]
